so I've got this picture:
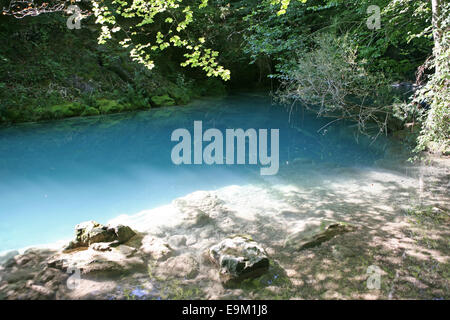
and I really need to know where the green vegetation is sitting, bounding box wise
[0,0,448,154]
[151,95,176,107]
[276,33,393,137]
[0,0,447,302]
[413,2,450,155]
[406,206,449,226]
[0,10,227,124]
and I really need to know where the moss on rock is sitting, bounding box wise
[50,102,83,119]
[284,220,356,251]
[151,95,176,107]
[31,102,85,121]
[97,99,125,114]
[81,107,100,116]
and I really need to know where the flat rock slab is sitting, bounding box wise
[284,220,356,251]
[48,245,145,278]
[209,235,270,287]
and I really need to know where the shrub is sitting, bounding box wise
[276,33,394,137]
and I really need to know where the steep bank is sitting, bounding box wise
[0,14,229,125]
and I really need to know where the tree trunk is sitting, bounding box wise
[431,0,443,75]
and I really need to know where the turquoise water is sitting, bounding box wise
[0,93,390,251]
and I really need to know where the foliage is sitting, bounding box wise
[241,0,433,81]
[92,0,230,80]
[412,2,450,154]
[276,33,393,137]
[0,12,215,124]
[0,0,447,151]
[406,206,449,226]
[242,0,310,75]
[242,0,446,147]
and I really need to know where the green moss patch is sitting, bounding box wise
[50,103,83,118]
[31,102,85,121]
[97,99,125,114]
[151,95,176,107]
[81,107,100,116]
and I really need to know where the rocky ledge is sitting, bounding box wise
[0,190,357,300]
[64,221,136,251]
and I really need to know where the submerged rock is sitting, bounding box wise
[0,250,19,266]
[209,235,270,287]
[331,244,355,259]
[284,220,355,251]
[152,254,199,280]
[140,235,173,261]
[48,245,145,277]
[0,249,63,300]
[28,283,54,299]
[174,191,224,227]
[168,235,187,248]
[64,221,136,251]
[183,209,213,228]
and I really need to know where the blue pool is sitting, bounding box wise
[0,93,394,251]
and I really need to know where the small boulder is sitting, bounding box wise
[65,221,136,251]
[168,235,187,248]
[331,244,355,259]
[113,225,136,243]
[183,209,213,228]
[75,221,101,246]
[29,284,54,299]
[115,245,137,258]
[140,236,173,261]
[88,226,116,244]
[48,246,145,277]
[209,235,269,287]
